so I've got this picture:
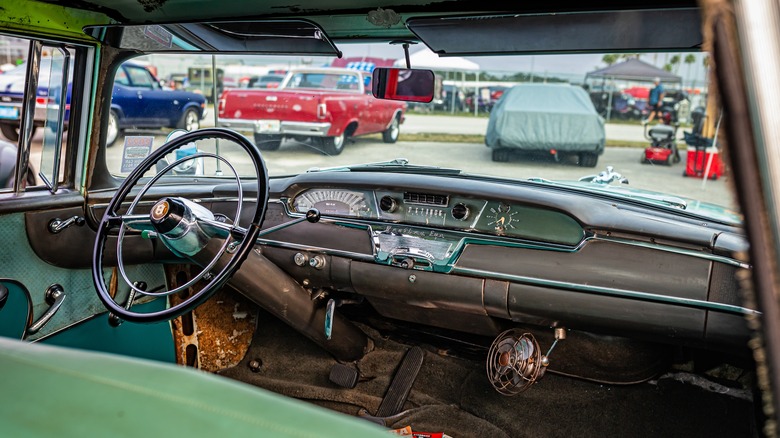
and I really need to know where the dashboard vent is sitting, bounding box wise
[403,192,449,206]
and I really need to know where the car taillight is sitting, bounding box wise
[317,103,327,119]
[36,97,49,105]
[218,98,225,113]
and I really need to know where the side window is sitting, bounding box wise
[37,46,73,190]
[0,34,79,193]
[126,66,154,89]
[115,68,130,86]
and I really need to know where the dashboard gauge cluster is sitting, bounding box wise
[292,189,375,218]
[290,188,584,245]
[374,190,487,229]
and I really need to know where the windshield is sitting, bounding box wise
[102,48,734,220]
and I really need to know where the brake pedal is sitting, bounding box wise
[376,346,425,417]
[329,363,359,389]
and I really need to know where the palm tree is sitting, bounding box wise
[684,54,696,89]
[669,55,681,74]
[601,54,619,66]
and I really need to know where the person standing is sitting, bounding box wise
[643,77,665,124]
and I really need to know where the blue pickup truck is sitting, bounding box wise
[0,61,207,145]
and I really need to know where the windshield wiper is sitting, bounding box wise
[307,158,462,175]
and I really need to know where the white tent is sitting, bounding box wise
[394,48,482,115]
[393,47,480,72]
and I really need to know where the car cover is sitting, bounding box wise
[485,84,605,154]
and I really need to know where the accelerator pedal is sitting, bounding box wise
[375,346,425,417]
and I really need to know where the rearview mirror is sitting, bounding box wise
[372,68,435,103]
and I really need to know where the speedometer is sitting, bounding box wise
[292,189,373,218]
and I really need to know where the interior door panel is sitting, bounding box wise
[0,280,32,339]
[0,212,170,342]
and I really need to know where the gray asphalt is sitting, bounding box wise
[402,114,685,142]
[24,111,728,212]
[102,135,735,211]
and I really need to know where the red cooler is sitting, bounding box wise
[684,148,723,180]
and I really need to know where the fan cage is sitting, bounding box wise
[486,329,544,396]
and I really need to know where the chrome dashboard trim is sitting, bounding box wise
[451,266,760,317]
[97,196,748,269]
[588,236,752,269]
[255,240,376,263]
[280,202,748,268]
[281,200,576,253]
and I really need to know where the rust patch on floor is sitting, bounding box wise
[167,265,257,372]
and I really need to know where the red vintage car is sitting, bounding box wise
[218,67,406,155]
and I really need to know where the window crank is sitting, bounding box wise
[48,215,85,234]
[27,284,66,335]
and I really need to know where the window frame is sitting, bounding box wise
[0,30,94,208]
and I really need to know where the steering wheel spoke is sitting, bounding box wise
[117,213,155,232]
[198,216,241,240]
[92,128,269,323]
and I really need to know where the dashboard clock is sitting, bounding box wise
[485,203,517,235]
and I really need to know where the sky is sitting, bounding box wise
[338,43,709,88]
[155,43,710,90]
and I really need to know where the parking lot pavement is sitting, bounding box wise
[401,114,685,143]
[97,134,735,211]
[203,110,680,143]
[22,123,730,212]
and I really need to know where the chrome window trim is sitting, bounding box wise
[14,41,42,194]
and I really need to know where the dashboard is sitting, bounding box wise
[35,170,752,350]
[289,188,585,245]
[231,174,753,349]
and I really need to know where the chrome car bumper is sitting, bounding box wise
[217,118,331,136]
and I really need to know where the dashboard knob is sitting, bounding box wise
[305,208,321,223]
[309,255,327,270]
[451,203,470,221]
[379,196,398,213]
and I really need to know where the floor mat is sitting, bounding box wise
[219,310,756,437]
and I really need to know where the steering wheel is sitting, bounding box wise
[92,128,269,323]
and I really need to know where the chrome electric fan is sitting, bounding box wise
[486,328,565,396]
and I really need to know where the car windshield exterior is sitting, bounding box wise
[95,48,732,221]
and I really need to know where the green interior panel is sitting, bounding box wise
[0,213,171,352]
[0,337,389,438]
[0,1,111,40]
[41,299,175,363]
[0,280,32,340]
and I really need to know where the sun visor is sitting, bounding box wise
[83,19,341,57]
[407,8,702,56]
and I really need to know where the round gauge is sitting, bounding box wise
[485,203,518,235]
[293,189,372,217]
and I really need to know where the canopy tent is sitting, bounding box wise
[393,47,481,114]
[585,58,681,83]
[585,59,681,121]
[392,47,480,72]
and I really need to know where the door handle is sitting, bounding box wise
[27,284,66,335]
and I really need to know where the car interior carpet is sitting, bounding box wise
[218,305,755,438]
